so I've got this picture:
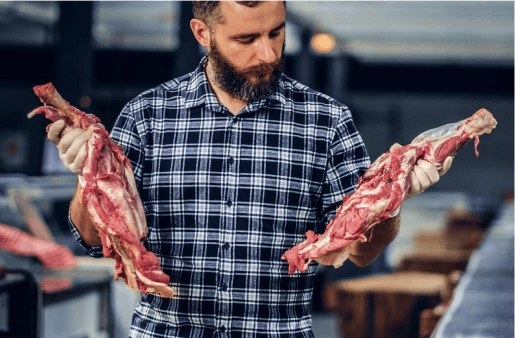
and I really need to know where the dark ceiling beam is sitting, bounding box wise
[56,2,93,113]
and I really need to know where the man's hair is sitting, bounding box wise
[193,1,285,30]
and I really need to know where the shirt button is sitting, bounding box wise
[223,242,230,250]
[228,157,234,165]
[226,199,232,207]
[220,325,226,333]
[220,284,227,292]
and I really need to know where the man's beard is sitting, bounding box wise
[207,41,286,102]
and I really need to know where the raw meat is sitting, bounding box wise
[0,223,76,270]
[282,108,497,274]
[28,83,174,297]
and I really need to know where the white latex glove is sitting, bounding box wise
[47,119,92,185]
[406,156,452,200]
[406,157,452,199]
[390,143,453,201]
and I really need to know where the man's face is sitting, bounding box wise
[207,1,286,101]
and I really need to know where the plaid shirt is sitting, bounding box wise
[70,57,370,338]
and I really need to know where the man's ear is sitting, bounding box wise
[190,19,211,48]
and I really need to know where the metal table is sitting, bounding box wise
[432,202,514,338]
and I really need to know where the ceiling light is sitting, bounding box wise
[311,33,337,54]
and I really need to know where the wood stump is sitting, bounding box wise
[330,271,448,338]
[397,248,472,274]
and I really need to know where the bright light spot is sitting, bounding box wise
[311,33,337,54]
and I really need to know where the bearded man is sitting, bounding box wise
[48,1,451,337]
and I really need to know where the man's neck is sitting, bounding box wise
[205,62,247,116]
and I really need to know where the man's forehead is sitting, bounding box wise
[217,1,285,27]
[220,0,284,15]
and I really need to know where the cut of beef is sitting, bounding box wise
[0,223,77,270]
[282,108,497,274]
[28,83,174,297]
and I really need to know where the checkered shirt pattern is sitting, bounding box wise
[69,57,370,338]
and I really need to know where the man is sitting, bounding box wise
[48,2,452,337]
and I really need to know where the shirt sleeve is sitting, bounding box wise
[109,98,147,191]
[318,106,371,231]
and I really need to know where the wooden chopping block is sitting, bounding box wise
[330,271,448,338]
[397,247,472,274]
[414,229,485,251]
[444,207,485,230]
[419,303,448,338]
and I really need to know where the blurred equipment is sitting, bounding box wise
[10,188,55,242]
[0,268,40,338]
[0,130,29,171]
[0,176,116,338]
[0,123,45,175]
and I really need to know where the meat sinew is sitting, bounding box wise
[28,83,174,297]
[282,108,497,274]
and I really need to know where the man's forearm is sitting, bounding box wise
[70,178,102,247]
[348,212,401,267]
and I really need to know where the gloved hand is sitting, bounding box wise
[47,119,92,176]
[390,143,453,201]
[406,157,452,200]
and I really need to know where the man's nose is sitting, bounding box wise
[255,37,276,64]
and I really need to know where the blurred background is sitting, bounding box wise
[0,2,513,338]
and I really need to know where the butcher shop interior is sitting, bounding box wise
[0,2,513,338]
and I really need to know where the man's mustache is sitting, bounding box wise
[244,58,283,75]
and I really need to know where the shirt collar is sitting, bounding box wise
[183,55,287,111]
[183,56,222,111]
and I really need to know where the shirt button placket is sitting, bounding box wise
[226,117,237,216]
[221,117,237,335]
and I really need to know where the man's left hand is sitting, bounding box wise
[406,157,452,199]
[390,143,453,200]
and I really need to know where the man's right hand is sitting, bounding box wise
[47,119,92,175]
[49,120,101,246]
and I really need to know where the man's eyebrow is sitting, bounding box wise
[231,21,286,39]
[271,22,286,32]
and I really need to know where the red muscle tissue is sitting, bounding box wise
[0,223,76,270]
[28,83,174,297]
[282,109,497,274]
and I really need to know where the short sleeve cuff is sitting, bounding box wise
[68,214,104,258]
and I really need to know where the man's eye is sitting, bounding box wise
[270,32,281,38]
[239,38,254,44]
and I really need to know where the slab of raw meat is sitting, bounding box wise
[28,83,174,297]
[282,108,497,274]
[0,223,76,270]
